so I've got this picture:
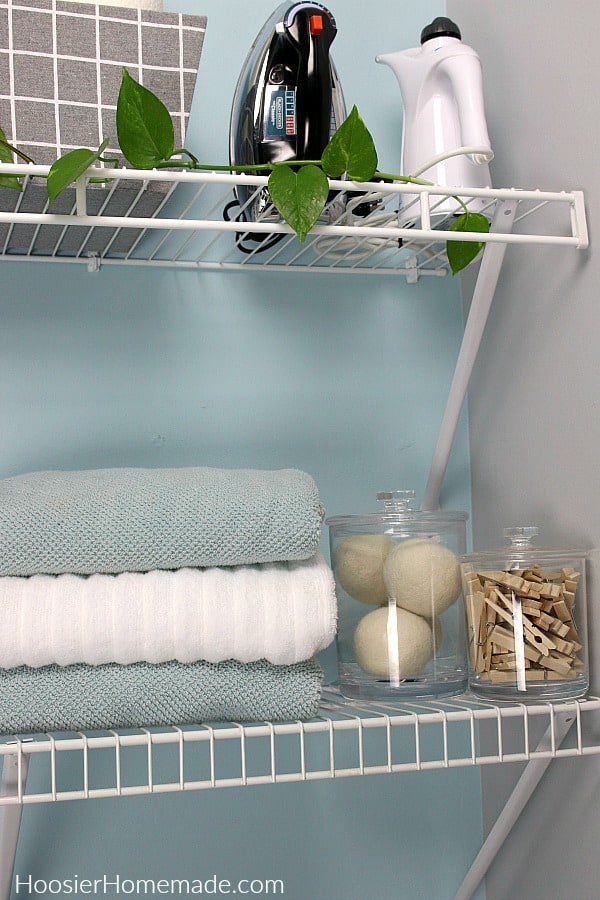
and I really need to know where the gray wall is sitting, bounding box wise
[448,2,600,898]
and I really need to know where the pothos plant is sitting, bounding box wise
[0,67,489,274]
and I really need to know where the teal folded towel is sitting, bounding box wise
[0,658,323,734]
[0,466,325,576]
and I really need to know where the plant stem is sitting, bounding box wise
[173,147,199,166]
[373,170,434,187]
[0,137,36,165]
[153,156,473,220]
[373,169,470,216]
[156,158,324,173]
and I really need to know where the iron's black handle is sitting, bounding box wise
[285,6,337,160]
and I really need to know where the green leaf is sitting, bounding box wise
[268,165,329,242]
[47,139,109,205]
[322,105,378,182]
[0,127,22,192]
[117,68,174,168]
[447,211,490,274]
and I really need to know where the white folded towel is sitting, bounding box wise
[0,553,337,668]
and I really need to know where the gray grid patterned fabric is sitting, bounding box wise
[0,0,206,254]
[0,0,206,162]
[0,466,325,575]
[0,657,324,733]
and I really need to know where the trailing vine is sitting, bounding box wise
[0,68,490,274]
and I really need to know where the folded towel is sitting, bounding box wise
[0,658,323,734]
[0,466,325,576]
[0,552,337,668]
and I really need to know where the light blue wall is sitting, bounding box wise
[2,1,484,897]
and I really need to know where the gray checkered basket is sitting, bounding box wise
[0,0,206,256]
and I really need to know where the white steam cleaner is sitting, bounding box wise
[376,16,494,227]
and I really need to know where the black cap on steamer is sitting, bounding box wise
[420,17,461,43]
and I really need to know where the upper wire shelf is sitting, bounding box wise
[0,164,588,278]
[2,690,600,806]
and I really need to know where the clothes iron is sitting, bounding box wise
[227,2,346,251]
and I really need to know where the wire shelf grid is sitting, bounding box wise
[2,691,599,806]
[0,164,588,277]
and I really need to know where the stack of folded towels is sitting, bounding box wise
[0,466,336,733]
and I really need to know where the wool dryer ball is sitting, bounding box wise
[383,538,461,617]
[333,534,394,604]
[354,606,434,677]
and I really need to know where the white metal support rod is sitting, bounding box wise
[0,752,30,900]
[75,175,87,218]
[453,709,576,900]
[421,199,518,511]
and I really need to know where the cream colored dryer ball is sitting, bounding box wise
[333,534,393,605]
[354,606,434,678]
[383,538,461,617]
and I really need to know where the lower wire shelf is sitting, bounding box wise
[1,689,600,806]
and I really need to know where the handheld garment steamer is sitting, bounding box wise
[376,17,494,228]
[228,2,346,251]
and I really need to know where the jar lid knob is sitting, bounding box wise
[503,525,539,548]
[376,489,416,512]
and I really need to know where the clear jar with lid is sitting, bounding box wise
[326,490,468,700]
[461,526,589,701]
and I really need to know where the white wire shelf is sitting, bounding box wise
[1,690,599,806]
[0,164,588,277]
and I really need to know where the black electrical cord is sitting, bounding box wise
[223,198,285,255]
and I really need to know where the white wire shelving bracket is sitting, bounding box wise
[0,164,589,276]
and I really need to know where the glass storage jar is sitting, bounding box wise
[461,526,589,701]
[326,490,468,700]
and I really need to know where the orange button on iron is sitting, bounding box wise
[309,14,323,35]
